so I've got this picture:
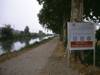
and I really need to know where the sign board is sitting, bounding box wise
[67,22,95,50]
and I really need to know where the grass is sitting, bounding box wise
[0,37,54,63]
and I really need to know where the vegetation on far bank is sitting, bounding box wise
[0,24,49,41]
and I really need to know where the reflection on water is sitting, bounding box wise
[11,41,26,52]
[1,40,14,53]
[24,38,31,46]
[29,38,40,44]
[0,46,5,55]
[0,36,53,56]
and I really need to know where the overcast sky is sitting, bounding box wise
[0,0,52,33]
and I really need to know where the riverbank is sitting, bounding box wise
[0,37,54,63]
[0,37,58,75]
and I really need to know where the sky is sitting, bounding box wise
[0,0,52,34]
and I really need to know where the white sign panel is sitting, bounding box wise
[67,22,95,50]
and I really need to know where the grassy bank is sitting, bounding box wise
[0,37,54,63]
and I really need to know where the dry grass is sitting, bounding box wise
[38,41,80,75]
[52,41,65,58]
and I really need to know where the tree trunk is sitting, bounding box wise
[70,0,84,63]
[71,0,83,22]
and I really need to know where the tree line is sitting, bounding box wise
[37,0,100,39]
[0,24,37,41]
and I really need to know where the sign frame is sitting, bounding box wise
[67,22,95,50]
[67,22,96,69]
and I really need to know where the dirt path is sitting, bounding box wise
[0,37,58,75]
[38,41,80,75]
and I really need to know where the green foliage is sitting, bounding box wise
[24,26,30,34]
[1,25,13,39]
[84,0,100,18]
[0,25,36,41]
[96,28,100,41]
[83,45,100,67]
[37,0,71,34]
[84,50,93,65]
[37,0,100,35]
[83,30,100,66]
[95,45,100,66]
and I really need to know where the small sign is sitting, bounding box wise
[67,22,95,50]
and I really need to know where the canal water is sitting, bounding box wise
[0,36,53,56]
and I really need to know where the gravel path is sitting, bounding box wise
[38,41,80,75]
[0,37,58,75]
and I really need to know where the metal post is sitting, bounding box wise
[93,48,96,70]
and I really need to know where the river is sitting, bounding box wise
[0,35,54,56]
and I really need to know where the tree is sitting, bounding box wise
[37,0,71,40]
[1,24,13,39]
[24,26,30,34]
[37,0,100,36]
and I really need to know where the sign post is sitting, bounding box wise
[67,22,95,67]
